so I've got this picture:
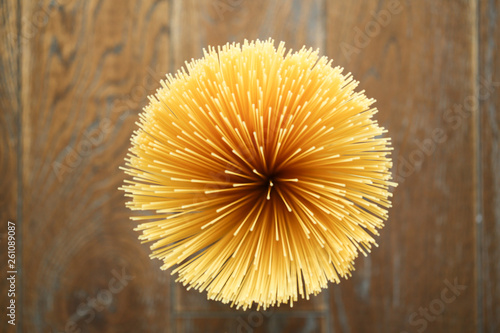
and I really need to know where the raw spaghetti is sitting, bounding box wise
[121,39,396,310]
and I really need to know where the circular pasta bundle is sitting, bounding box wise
[121,39,395,310]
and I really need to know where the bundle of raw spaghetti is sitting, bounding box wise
[121,39,395,310]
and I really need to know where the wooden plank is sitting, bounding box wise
[0,1,20,332]
[171,0,325,70]
[479,0,500,331]
[170,0,330,326]
[20,0,172,332]
[176,315,327,333]
[176,286,328,312]
[326,0,476,332]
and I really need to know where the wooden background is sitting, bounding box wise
[1,0,499,332]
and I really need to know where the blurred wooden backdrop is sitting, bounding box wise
[1,0,499,332]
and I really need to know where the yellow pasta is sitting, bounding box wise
[120,39,396,310]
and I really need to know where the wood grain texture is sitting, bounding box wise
[0,1,20,332]
[171,0,325,70]
[479,0,500,331]
[326,1,476,332]
[176,315,326,333]
[20,0,172,332]
[1,0,498,332]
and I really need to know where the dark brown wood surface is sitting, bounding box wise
[0,0,498,332]
[326,1,479,332]
[479,0,500,332]
[1,1,20,333]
